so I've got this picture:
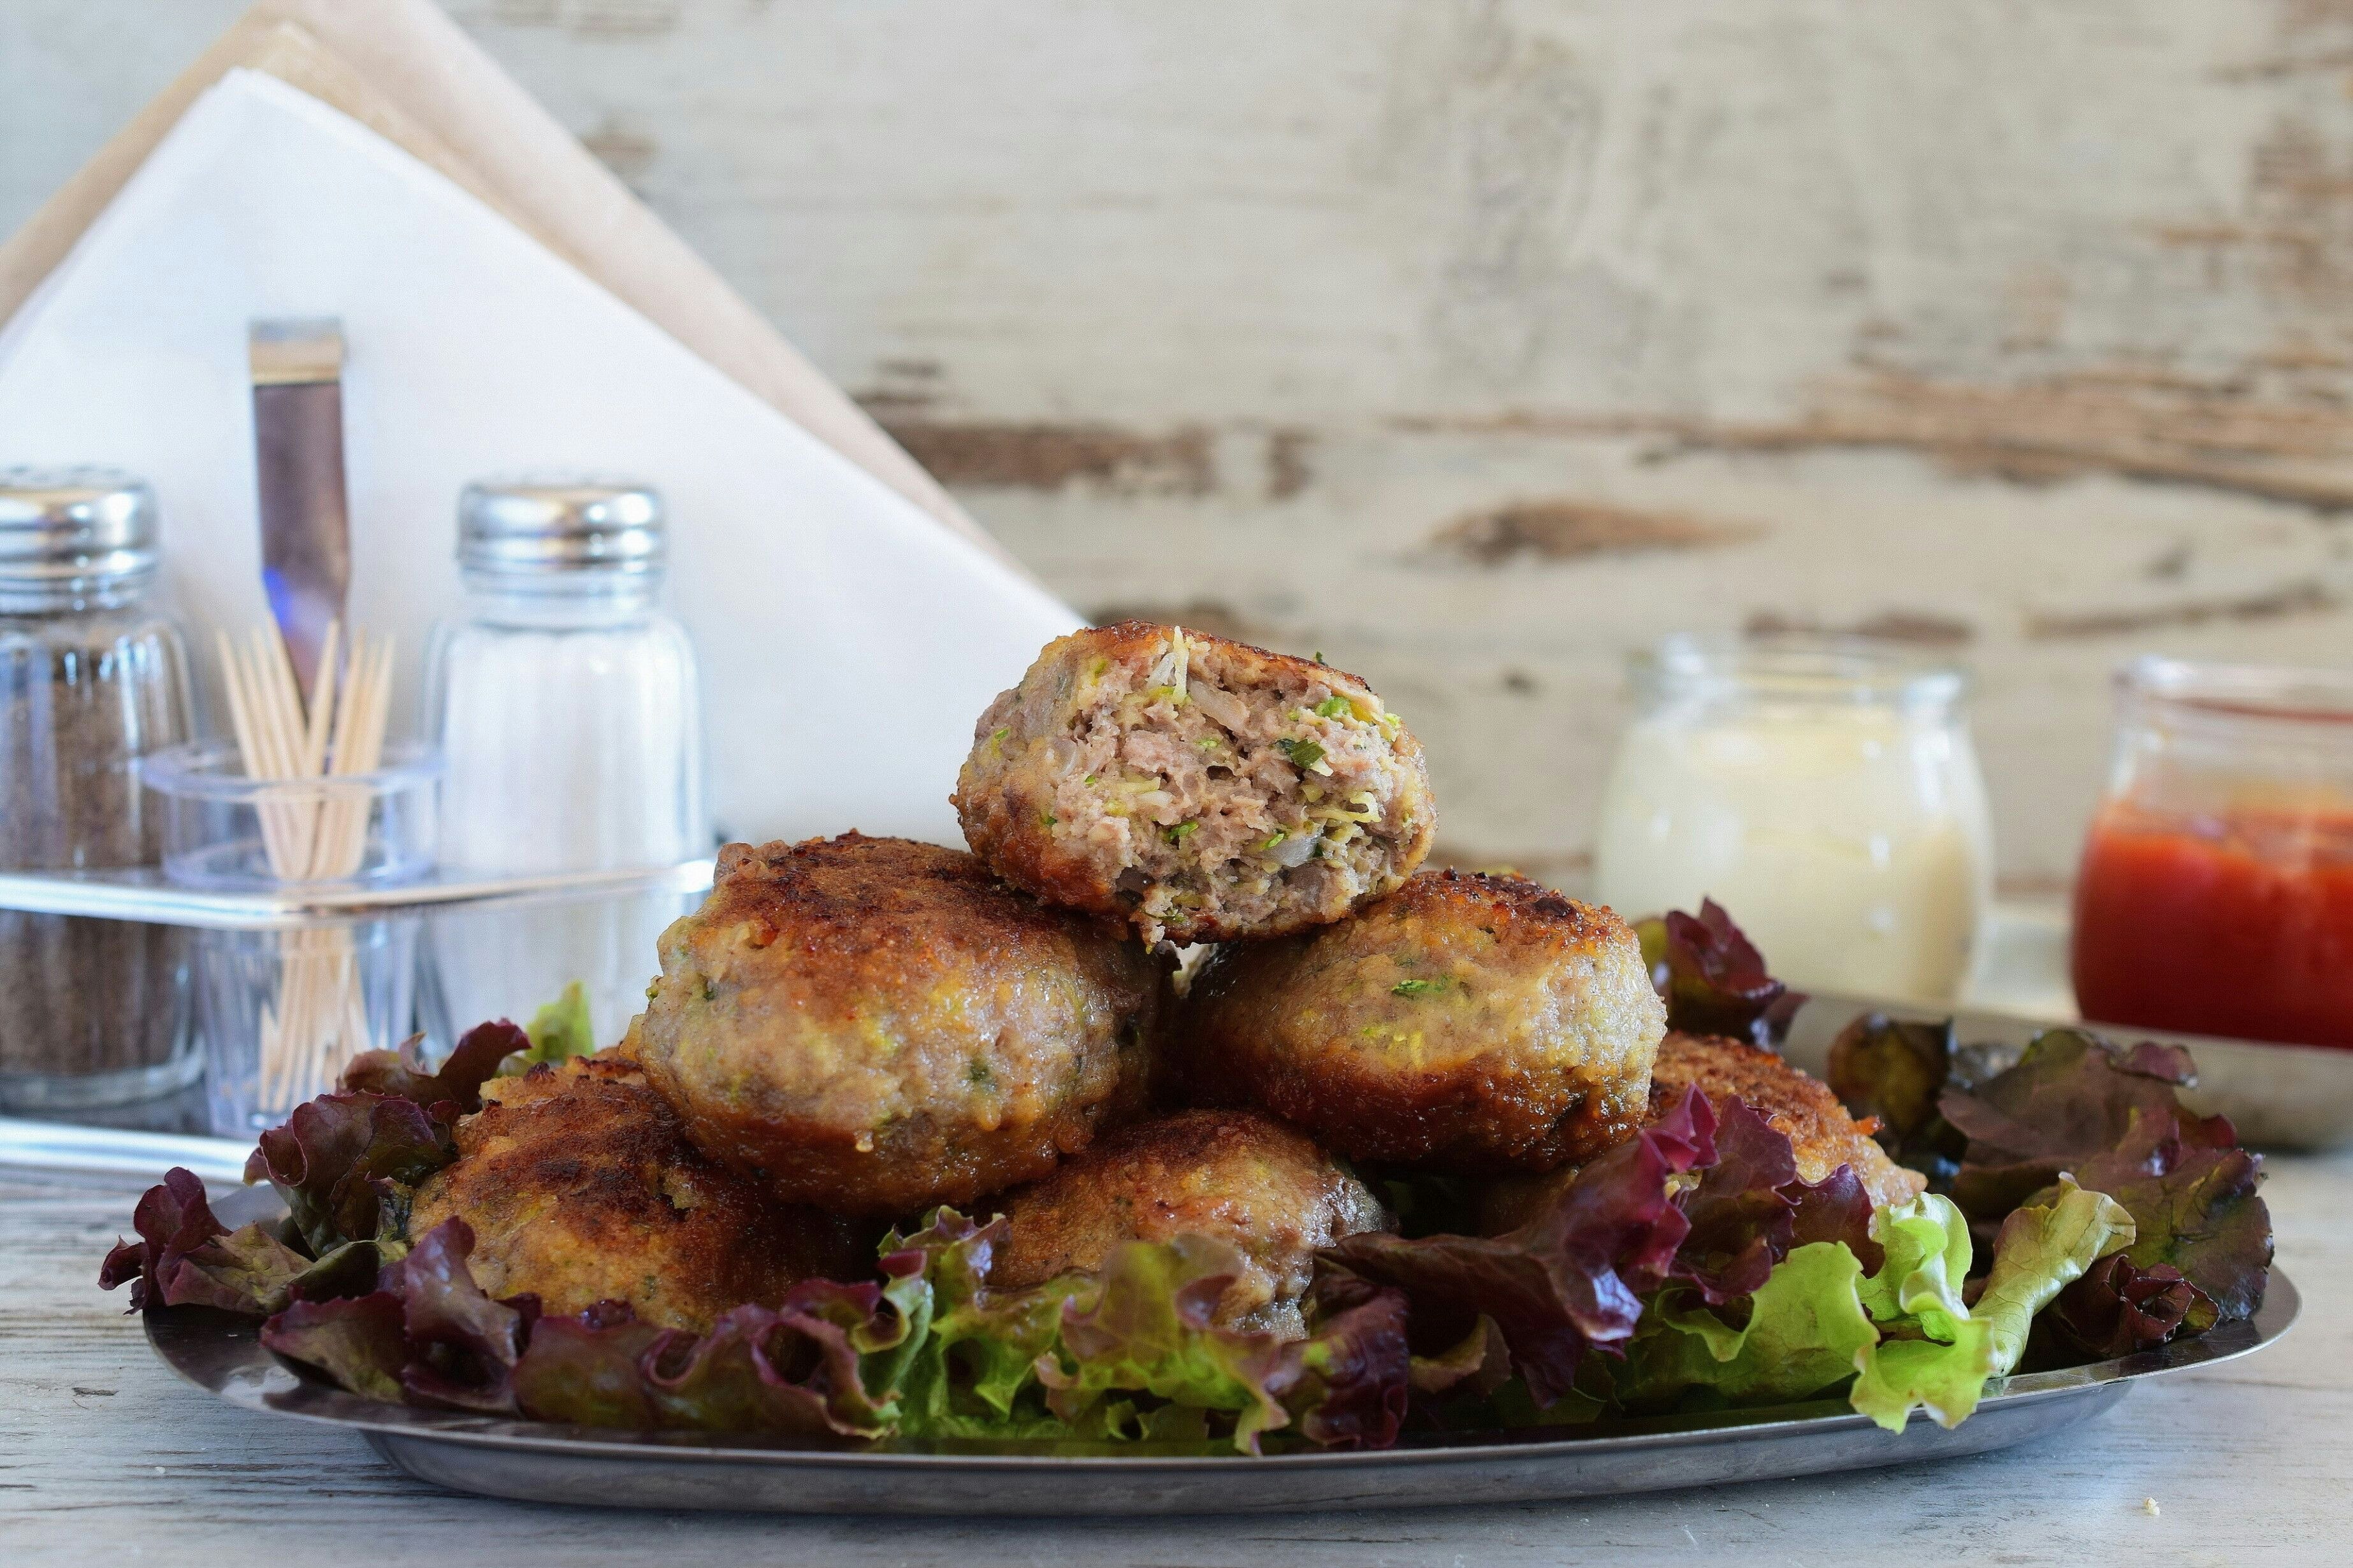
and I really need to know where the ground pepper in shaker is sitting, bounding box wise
[0,468,198,1110]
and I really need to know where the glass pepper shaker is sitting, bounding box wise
[0,468,199,1111]
[420,478,708,1049]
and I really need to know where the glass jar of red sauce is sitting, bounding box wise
[2073,656,2353,1048]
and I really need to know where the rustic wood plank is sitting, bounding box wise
[3,1153,2343,1564]
[10,0,2353,894]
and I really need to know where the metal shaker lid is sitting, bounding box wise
[0,467,161,589]
[457,477,665,576]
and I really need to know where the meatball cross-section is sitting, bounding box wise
[954,622,1436,945]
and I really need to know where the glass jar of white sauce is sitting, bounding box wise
[1592,635,1994,1002]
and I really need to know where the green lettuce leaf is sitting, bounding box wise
[1970,1177,2136,1374]
[1617,1181,2137,1432]
[1857,1192,1974,1333]
[1619,1242,1877,1407]
[1850,1179,2132,1432]
[520,982,597,1068]
[885,1211,1408,1452]
[885,1210,1083,1439]
[1036,1235,1292,1448]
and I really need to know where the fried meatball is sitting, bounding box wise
[1647,1030,1928,1206]
[407,1055,869,1332]
[626,833,1169,1217]
[953,622,1436,944]
[1178,870,1667,1174]
[988,1109,1390,1337]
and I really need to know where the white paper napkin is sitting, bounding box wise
[0,69,1078,847]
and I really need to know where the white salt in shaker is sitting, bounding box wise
[420,478,708,1047]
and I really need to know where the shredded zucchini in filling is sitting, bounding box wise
[988,622,1427,940]
[1146,627,1191,699]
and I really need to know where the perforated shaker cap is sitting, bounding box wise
[456,477,665,576]
[0,466,160,591]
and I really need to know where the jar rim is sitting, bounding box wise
[1628,631,1968,707]
[2118,654,2353,730]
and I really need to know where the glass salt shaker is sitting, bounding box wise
[0,469,199,1111]
[419,478,708,1050]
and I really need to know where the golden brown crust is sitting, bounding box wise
[628,833,1170,1216]
[953,621,1437,944]
[1646,1031,1929,1206]
[408,1055,869,1332]
[1176,870,1667,1174]
[988,1108,1390,1337]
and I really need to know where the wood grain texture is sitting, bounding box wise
[2,1156,2343,1564]
[10,1,2353,888]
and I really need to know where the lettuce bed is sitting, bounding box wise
[102,1005,2271,1454]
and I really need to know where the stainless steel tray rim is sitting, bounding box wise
[145,1268,2299,1476]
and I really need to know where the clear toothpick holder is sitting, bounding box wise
[140,741,442,1133]
[0,845,716,1142]
[191,918,426,1133]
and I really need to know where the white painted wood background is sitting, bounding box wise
[9,1,2353,889]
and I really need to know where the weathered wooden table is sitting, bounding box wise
[6,1155,2343,1565]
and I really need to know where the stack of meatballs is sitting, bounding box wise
[416,621,1916,1342]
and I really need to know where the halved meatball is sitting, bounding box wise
[953,622,1436,944]
[1647,1030,1928,1206]
[625,833,1169,1217]
[407,1054,869,1332]
[988,1108,1390,1338]
[1179,870,1667,1174]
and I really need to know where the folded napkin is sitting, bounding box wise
[0,3,1076,847]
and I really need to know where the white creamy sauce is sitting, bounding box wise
[1593,701,1993,1001]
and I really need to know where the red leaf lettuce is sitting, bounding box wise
[1941,1028,2271,1320]
[1634,900,1806,1048]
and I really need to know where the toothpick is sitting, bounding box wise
[219,619,397,1109]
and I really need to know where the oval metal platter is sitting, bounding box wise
[145,1263,2299,1516]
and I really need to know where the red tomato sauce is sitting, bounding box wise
[2072,803,2353,1049]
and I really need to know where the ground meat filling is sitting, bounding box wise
[993,629,1423,940]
